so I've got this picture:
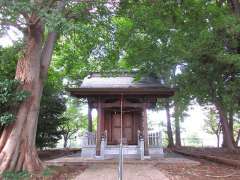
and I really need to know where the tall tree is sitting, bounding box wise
[0,0,111,173]
[165,100,174,148]
[36,81,66,149]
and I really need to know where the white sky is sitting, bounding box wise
[0,27,23,47]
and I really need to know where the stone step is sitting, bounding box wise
[104,146,140,155]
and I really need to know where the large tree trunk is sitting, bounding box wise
[63,135,68,148]
[235,129,240,146]
[174,104,181,147]
[0,18,57,173]
[175,117,181,147]
[215,102,235,151]
[217,134,220,148]
[228,109,235,144]
[228,0,240,16]
[165,101,174,148]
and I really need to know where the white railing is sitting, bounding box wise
[148,131,162,147]
[79,132,96,147]
[87,132,96,146]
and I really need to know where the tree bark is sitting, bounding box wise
[228,0,240,16]
[175,117,181,147]
[174,104,181,147]
[63,135,68,148]
[228,109,235,144]
[217,134,220,148]
[0,19,57,173]
[165,101,174,148]
[215,102,235,151]
[235,129,240,146]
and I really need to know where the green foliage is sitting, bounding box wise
[185,133,202,147]
[0,79,29,126]
[1,170,30,180]
[0,45,21,79]
[60,99,88,147]
[203,108,221,136]
[41,168,53,177]
[36,80,66,149]
[0,113,15,126]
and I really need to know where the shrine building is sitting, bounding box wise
[67,73,175,159]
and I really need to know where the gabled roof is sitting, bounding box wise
[67,73,175,97]
[80,73,164,88]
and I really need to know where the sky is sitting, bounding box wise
[0,27,22,47]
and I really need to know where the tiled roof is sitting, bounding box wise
[80,74,164,88]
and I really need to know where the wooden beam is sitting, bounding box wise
[92,101,152,109]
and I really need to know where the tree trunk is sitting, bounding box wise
[235,129,240,146]
[228,0,240,16]
[174,104,181,147]
[0,19,57,173]
[228,109,235,144]
[63,135,68,148]
[217,134,220,148]
[215,102,235,151]
[165,101,174,148]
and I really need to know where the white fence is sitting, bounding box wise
[79,131,162,148]
[148,131,162,147]
[79,132,96,147]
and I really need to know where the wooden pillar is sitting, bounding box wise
[142,104,149,156]
[96,97,102,156]
[88,102,93,132]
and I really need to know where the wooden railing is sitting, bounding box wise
[148,131,162,147]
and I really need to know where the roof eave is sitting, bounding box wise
[66,87,175,98]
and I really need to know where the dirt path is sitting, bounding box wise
[74,163,169,180]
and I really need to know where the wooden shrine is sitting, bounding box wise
[68,73,175,157]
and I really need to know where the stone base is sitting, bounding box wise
[81,146,96,158]
[95,155,104,160]
[144,156,151,159]
[81,145,164,159]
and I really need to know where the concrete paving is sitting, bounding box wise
[74,163,169,180]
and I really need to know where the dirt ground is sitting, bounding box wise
[48,159,240,180]
[157,158,240,180]
[38,148,81,160]
[38,148,240,179]
[176,147,240,161]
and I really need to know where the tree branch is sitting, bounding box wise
[40,32,58,79]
